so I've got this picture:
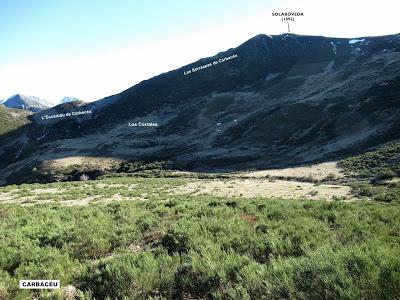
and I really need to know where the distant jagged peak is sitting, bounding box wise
[3,93,52,112]
[13,93,52,106]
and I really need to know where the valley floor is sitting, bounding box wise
[0,162,352,205]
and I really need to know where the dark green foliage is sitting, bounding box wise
[340,142,400,203]
[339,142,400,178]
[350,181,400,203]
[378,257,400,300]
[118,160,174,173]
[161,229,190,254]
[5,159,178,185]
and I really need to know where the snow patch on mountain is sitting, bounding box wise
[330,42,337,54]
[349,38,365,44]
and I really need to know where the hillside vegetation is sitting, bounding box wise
[339,142,400,203]
[339,142,400,178]
[0,176,399,299]
[0,105,31,136]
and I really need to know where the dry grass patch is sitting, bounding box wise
[175,178,353,200]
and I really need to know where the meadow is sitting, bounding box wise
[0,175,399,299]
[0,143,399,299]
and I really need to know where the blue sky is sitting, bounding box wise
[0,0,399,103]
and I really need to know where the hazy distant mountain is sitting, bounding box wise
[2,94,52,112]
[59,97,81,104]
[1,32,400,184]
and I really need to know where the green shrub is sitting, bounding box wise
[0,178,400,299]
[79,250,179,299]
[378,257,400,300]
[339,142,400,178]
[161,229,190,254]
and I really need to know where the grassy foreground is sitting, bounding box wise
[0,178,399,299]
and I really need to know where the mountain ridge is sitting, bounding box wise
[32,33,400,125]
[2,94,52,112]
[0,32,399,184]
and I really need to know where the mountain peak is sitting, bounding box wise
[4,32,400,174]
[3,94,52,112]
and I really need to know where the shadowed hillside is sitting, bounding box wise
[0,33,399,184]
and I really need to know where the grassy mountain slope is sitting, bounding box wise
[0,105,31,136]
[339,141,400,203]
[339,142,400,178]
